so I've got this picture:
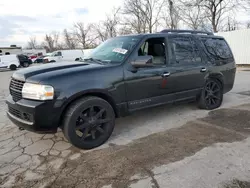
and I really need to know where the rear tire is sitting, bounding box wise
[9,65,17,70]
[62,96,115,149]
[198,78,223,110]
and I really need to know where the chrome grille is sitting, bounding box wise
[10,78,25,102]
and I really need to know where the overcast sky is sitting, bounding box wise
[0,0,122,47]
[0,0,249,47]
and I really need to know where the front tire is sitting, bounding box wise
[62,96,115,149]
[198,79,223,110]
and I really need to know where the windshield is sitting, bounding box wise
[50,52,56,56]
[83,36,141,64]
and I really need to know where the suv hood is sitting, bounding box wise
[12,61,105,82]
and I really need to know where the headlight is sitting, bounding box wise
[22,83,54,100]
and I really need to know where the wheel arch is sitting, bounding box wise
[58,90,119,127]
[206,73,224,88]
[8,64,17,70]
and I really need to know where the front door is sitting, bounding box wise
[124,37,175,111]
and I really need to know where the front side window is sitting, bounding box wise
[138,37,166,65]
[51,51,62,56]
[170,37,202,64]
[84,36,141,64]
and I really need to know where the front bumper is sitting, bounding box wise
[6,95,60,133]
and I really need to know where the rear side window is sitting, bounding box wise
[170,37,202,64]
[201,38,232,60]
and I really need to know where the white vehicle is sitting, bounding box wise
[77,49,94,61]
[43,50,84,63]
[0,55,20,70]
[81,49,93,58]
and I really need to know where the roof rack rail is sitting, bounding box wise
[160,29,214,36]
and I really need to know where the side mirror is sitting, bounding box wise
[131,55,154,68]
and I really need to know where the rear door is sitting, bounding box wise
[166,35,207,99]
[200,37,236,93]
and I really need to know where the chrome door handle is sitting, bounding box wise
[162,72,170,77]
[200,68,207,72]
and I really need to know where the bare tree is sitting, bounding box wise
[196,0,248,32]
[27,36,38,49]
[103,7,120,38]
[94,7,121,42]
[122,0,147,33]
[118,25,134,35]
[225,16,240,31]
[43,32,61,52]
[178,1,206,30]
[247,21,250,29]
[63,29,77,49]
[123,0,165,33]
[162,0,180,29]
[93,23,107,42]
[74,22,96,48]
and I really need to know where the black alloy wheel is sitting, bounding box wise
[75,106,110,141]
[62,97,115,149]
[198,79,223,110]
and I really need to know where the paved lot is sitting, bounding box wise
[0,67,250,188]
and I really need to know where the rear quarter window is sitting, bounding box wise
[201,38,233,60]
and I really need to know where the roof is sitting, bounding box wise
[119,29,223,38]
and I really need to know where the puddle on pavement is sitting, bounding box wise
[238,91,250,96]
[201,108,250,135]
[222,179,250,188]
[1,107,250,188]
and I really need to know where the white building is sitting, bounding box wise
[0,46,46,56]
[0,46,22,55]
[217,29,250,65]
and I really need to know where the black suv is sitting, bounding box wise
[17,55,32,67]
[6,30,236,149]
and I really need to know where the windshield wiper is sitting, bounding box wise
[83,58,106,65]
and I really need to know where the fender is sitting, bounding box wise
[55,88,119,120]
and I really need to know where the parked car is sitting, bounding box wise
[29,54,38,62]
[43,50,84,63]
[0,54,20,70]
[17,55,32,67]
[34,55,46,63]
[6,30,236,149]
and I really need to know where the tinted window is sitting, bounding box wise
[202,38,232,59]
[170,37,202,64]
